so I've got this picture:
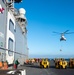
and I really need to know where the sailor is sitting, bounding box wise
[15,60,19,69]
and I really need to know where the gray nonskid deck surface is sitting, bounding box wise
[0,60,74,75]
[21,63,57,75]
[23,60,74,75]
[8,62,57,75]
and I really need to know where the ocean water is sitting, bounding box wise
[29,54,74,59]
[48,58,73,62]
[65,59,70,61]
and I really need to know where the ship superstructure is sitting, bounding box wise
[0,0,28,65]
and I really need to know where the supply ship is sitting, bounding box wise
[0,0,28,65]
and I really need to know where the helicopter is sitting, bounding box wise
[53,30,74,41]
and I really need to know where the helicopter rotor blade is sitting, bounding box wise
[65,32,74,34]
[53,31,61,34]
[64,30,69,34]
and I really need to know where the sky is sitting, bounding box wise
[15,0,74,58]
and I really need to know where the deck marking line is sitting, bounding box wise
[44,69,51,75]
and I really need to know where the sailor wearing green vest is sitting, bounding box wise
[15,60,19,69]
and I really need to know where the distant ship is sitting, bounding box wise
[0,0,29,65]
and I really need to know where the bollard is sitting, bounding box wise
[23,70,26,75]
[21,71,23,75]
[7,69,26,75]
[21,69,26,75]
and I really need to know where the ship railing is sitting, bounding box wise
[0,47,27,62]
